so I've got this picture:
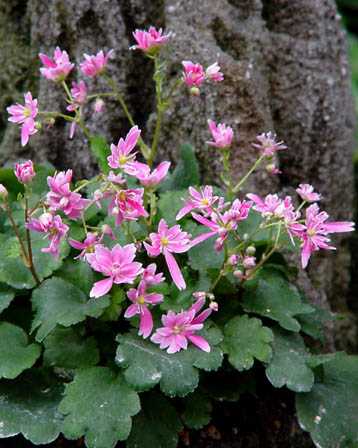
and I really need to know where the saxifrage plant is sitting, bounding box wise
[1,26,357,448]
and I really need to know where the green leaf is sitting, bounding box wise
[265,327,314,392]
[89,135,110,173]
[0,233,68,289]
[236,210,271,244]
[0,369,63,444]
[100,287,126,321]
[161,143,199,191]
[127,391,183,448]
[0,284,15,314]
[182,391,212,429]
[43,326,99,369]
[116,324,223,397]
[0,322,41,379]
[296,303,334,341]
[188,230,224,272]
[222,315,273,371]
[59,367,140,448]
[31,277,110,342]
[56,259,95,295]
[242,267,314,332]
[157,190,187,226]
[296,353,358,448]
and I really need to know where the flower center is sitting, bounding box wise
[307,229,316,237]
[118,191,126,202]
[137,295,145,305]
[160,237,169,246]
[23,107,31,118]
[173,325,183,335]
[119,155,128,166]
[201,198,209,206]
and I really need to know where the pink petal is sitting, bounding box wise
[187,334,211,352]
[164,249,186,290]
[139,306,153,339]
[90,277,113,298]
[124,303,139,318]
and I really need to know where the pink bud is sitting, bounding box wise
[228,254,239,266]
[14,160,36,184]
[209,301,219,312]
[243,256,256,269]
[0,184,8,199]
[233,269,244,279]
[193,291,207,300]
[93,98,105,113]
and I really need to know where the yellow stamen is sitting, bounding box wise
[161,237,169,246]
[137,295,145,305]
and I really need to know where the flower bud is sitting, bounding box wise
[209,301,219,312]
[242,233,249,241]
[93,98,105,113]
[246,245,256,255]
[233,269,244,279]
[0,184,8,200]
[193,291,206,300]
[14,160,36,184]
[190,86,200,96]
[243,256,256,269]
[207,293,215,301]
[228,254,239,266]
[265,163,281,175]
[101,224,115,240]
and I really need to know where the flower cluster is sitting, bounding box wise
[4,25,354,357]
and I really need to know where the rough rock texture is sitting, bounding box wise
[0,0,355,444]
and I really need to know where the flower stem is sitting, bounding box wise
[232,155,265,193]
[24,197,41,286]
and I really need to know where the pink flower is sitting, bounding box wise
[125,281,163,338]
[80,50,113,77]
[182,61,206,88]
[247,193,283,217]
[132,27,170,53]
[151,298,212,353]
[87,243,143,298]
[142,263,165,286]
[108,189,148,225]
[27,212,69,257]
[15,160,36,184]
[7,92,39,146]
[47,170,89,220]
[144,219,191,290]
[69,232,101,259]
[107,126,141,171]
[39,47,74,81]
[176,186,220,220]
[126,161,171,187]
[296,184,321,203]
[227,199,252,222]
[67,81,87,112]
[297,204,354,268]
[205,63,224,82]
[107,171,126,185]
[207,119,234,149]
[253,132,287,157]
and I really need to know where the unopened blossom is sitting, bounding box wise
[47,170,89,220]
[108,188,148,225]
[182,61,206,88]
[205,62,224,82]
[69,232,101,259]
[93,98,105,113]
[295,204,354,269]
[0,184,8,200]
[253,132,287,157]
[125,281,163,338]
[107,171,125,185]
[243,256,256,269]
[27,212,69,257]
[126,161,171,187]
[265,163,281,175]
[132,27,170,53]
[39,47,74,81]
[144,219,192,290]
[176,186,219,220]
[15,160,36,184]
[151,298,213,353]
[207,119,234,149]
[228,254,239,266]
[142,263,165,286]
[80,50,114,77]
[67,81,87,112]
[296,184,321,203]
[7,92,39,146]
[87,243,143,298]
[107,126,141,171]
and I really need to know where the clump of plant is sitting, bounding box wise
[1,26,357,448]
